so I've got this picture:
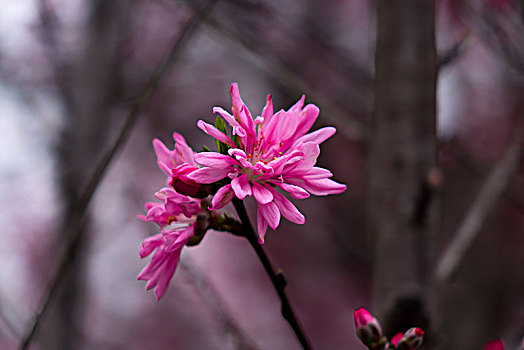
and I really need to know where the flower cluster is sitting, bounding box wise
[189,83,346,243]
[137,83,346,299]
[353,308,424,350]
[137,133,203,299]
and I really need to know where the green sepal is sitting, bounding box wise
[214,116,229,154]
[231,133,241,149]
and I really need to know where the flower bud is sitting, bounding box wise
[390,333,403,348]
[171,164,203,197]
[354,308,383,346]
[483,339,504,350]
[394,327,424,350]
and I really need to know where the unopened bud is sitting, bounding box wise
[395,327,424,350]
[483,339,504,350]
[171,164,207,198]
[390,333,403,348]
[354,308,383,346]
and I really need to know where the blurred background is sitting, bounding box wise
[0,0,523,349]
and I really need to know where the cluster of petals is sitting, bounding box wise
[137,133,201,299]
[189,83,346,243]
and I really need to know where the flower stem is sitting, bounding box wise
[232,198,313,350]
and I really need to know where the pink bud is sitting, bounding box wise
[353,308,383,346]
[391,333,403,347]
[171,164,202,197]
[401,327,424,349]
[484,339,505,350]
[354,307,374,328]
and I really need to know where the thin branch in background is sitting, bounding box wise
[179,257,261,350]
[180,0,367,142]
[0,291,22,341]
[37,0,75,113]
[438,29,473,68]
[436,122,524,284]
[448,149,524,213]
[18,1,219,348]
[231,198,314,350]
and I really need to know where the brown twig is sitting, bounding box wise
[231,198,314,350]
[180,0,367,142]
[436,122,524,283]
[18,1,219,348]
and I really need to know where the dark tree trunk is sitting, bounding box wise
[370,0,438,341]
[39,1,128,348]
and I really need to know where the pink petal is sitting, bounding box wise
[172,132,188,146]
[188,167,231,184]
[213,107,239,128]
[287,177,347,196]
[259,201,280,230]
[268,187,305,224]
[153,138,174,176]
[210,184,235,210]
[194,152,237,167]
[257,208,268,244]
[172,132,195,165]
[289,95,305,112]
[292,104,319,138]
[139,233,163,258]
[302,167,333,179]
[197,120,235,147]
[294,127,336,146]
[231,173,252,200]
[261,95,273,125]
[274,182,310,199]
[154,251,181,299]
[252,182,273,204]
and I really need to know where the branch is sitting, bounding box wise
[436,122,524,283]
[180,0,367,142]
[18,1,219,348]
[438,30,473,68]
[231,198,314,350]
[179,258,261,350]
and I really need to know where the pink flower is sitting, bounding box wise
[138,187,201,227]
[484,339,505,350]
[153,132,195,179]
[137,225,194,299]
[189,83,347,243]
[353,307,383,346]
[137,188,201,299]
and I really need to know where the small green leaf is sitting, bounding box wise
[202,145,212,152]
[214,116,229,154]
[232,134,241,148]
[214,116,226,133]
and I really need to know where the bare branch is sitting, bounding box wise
[179,258,261,350]
[436,122,524,284]
[438,30,473,68]
[180,0,367,142]
[18,1,219,348]
[232,199,314,350]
